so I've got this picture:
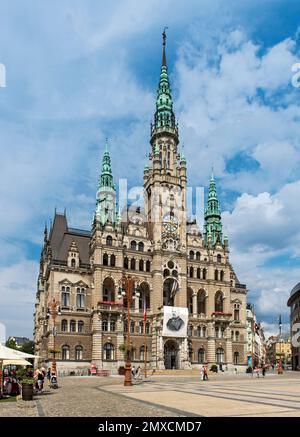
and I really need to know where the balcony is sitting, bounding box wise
[211,312,232,321]
[97,301,124,312]
[56,328,91,335]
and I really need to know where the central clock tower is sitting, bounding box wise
[143,30,188,311]
[143,30,187,253]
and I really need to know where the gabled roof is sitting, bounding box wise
[49,213,91,265]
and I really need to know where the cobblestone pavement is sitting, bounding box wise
[0,376,180,417]
[1,372,300,417]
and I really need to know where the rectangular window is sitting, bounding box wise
[62,293,70,307]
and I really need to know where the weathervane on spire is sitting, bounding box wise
[162,26,168,45]
[162,27,168,66]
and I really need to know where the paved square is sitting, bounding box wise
[1,372,300,417]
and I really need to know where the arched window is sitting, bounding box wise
[138,242,144,252]
[110,254,116,267]
[198,348,206,364]
[188,325,193,336]
[102,319,108,331]
[197,268,201,279]
[215,291,224,312]
[61,319,68,332]
[103,253,108,266]
[220,270,224,281]
[131,241,137,251]
[234,351,239,365]
[189,250,194,260]
[235,331,240,342]
[164,268,170,277]
[106,235,113,246]
[130,321,135,334]
[198,290,206,315]
[234,304,240,322]
[71,258,76,268]
[78,321,84,333]
[70,320,76,332]
[76,288,85,308]
[75,345,83,360]
[139,259,144,271]
[103,277,115,302]
[146,260,151,272]
[124,257,129,269]
[130,258,136,270]
[145,322,150,334]
[62,345,70,360]
[190,267,194,278]
[202,268,207,280]
[140,345,148,361]
[216,347,225,364]
[61,286,70,307]
[196,252,201,261]
[110,319,116,332]
[139,321,144,334]
[203,326,206,338]
[187,289,193,314]
[217,254,222,263]
[214,270,219,281]
[221,327,225,338]
[103,343,115,360]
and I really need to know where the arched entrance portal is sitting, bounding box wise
[164,340,179,369]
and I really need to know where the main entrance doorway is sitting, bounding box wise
[164,340,179,369]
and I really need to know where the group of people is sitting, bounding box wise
[200,365,209,381]
[131,366,141,380]
[34,367,58,392]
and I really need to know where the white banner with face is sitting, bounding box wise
[162,306,188,338]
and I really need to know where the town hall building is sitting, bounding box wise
[34,32,248,373]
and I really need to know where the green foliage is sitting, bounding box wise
[5,338,17,350]
[210,364,218,373]
[21,340,35,355]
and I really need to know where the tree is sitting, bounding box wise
[5,337,17,350]
[21,341,35,355]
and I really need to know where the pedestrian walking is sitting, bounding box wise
[262,365,266,378]
[37,368,44,393]
[203,365,209,381]
[47,367,51,387]
[131,366,136,379]
[200,366,204,381]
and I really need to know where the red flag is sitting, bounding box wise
[143,299,147,322]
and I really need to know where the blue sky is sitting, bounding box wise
[1,0,300,338]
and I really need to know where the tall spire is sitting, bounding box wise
[204,171,223,246]
[98,138,115,190]
[152,28,176,132]
[95,140,117,228]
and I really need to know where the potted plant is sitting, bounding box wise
[21,378,35,401]
[210,364,218,373]
[118,366,125,375]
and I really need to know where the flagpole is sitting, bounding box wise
[144,301,147,378]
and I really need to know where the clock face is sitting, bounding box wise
[163,213,178,233]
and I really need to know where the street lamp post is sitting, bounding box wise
[47,299,61,374]
[117,275,140,387]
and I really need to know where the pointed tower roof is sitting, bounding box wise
[98,139,115,191]
[153,29,176,132]
[204,170,223,246]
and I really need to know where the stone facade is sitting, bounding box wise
[34,33,248,373]
[288,283,300,370]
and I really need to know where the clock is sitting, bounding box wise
[163,213,178,233]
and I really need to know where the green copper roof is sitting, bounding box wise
[98,139,115,190]
[204,170,223,246]
[153,30,176,130]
